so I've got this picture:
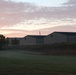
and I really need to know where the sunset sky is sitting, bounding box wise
[0,0,76,37]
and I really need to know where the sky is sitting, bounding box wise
[0,0,76,37]
[11,0,67,7]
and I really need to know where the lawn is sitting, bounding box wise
[0,50,76,75]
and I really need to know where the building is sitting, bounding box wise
[20,35,46,45]
[6,32,76,46]
[44,32,76,44]
[6,38,22,46]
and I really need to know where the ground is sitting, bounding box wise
[0,50,76,75]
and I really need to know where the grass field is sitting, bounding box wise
[0,50,76,75]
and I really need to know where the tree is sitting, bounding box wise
[0,34,5,50]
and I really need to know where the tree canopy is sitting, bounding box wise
[0,34,5,49]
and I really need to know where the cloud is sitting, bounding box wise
[0,0,36,27]
[64,0,76,6]
[0,0,76,30]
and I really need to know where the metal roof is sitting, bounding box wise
[25,35,46,38]
[54,32,76,36]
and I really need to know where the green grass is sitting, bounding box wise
[0,50,76,75]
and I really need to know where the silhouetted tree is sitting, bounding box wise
[0,34,5,50]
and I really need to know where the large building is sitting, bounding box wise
[6,32,76,46]
[6,38,22,46]
[20,35,46,45]
[44,32,76,44]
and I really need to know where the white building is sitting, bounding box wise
[44,32,76,44]
[6,32,76,46]
[20,35,46,45]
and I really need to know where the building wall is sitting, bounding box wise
[6,38,20,46]
[6,32,76,46]
[44,33,67,44]
[20,36,36,45]
[68,36,76,42]
[36,38,44,45]
[6,36,45,46]
[7,38,12,46]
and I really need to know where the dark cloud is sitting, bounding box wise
[64,0,76,6]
